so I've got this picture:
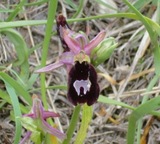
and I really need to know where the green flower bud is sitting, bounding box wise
[91,37,117,66]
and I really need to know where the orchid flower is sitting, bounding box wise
[36,14,106,106]
[20,95,65,144]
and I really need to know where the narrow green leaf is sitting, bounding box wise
[0,20,47,29]
[27,73,39,90]
[3,80,22,144]
[127,95,160,144]
[136,74,160,143]
[0,13,160,36]
[123,0,154,39]
[40,0,58,109]
[6,0,26,21]
[98,95,135,110]
[0,72,32,105]
[72,0,85,18]
[0,89,29,113]
[157,0,160,24]
[65,0,78,10]
[0,9,13,13]
[0,100,7,109]
[0,29,28,66]
[132,0,151,11]
[154,45,160,75]
[29,42,42,55]
[0,29,29,82]
[25,0,48,6]
[98,95,160,116]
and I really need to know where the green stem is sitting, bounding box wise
[40,0,58,109]
[63,105,81,144]
[74,104,93,144]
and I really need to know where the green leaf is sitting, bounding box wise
[98,95,160,116]
[154,45,160,75]
[6,0,26,21]
[0,29,28,66]
[0,89,29,113]
[0,9,13,13]
[40,0,58,109]
[31,130,41,144]
[74,104,92,144]
[123,0,155,40]
[0,13,160,36]
[127,95,160,144]
[132,0,151,11]
[3,80,22,144]
[0,72,32,105]
[72,0,85,18]
[0,100,6,109]
[98,95,135,110]
[0,28,29,82]
[27,73,39,90]
[25,0,48,6]
[65,0,78,10]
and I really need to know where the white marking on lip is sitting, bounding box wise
[73,79,91,96]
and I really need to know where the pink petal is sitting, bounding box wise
[84,30,106,55]
[74,33,88,48]
[32,98,66,139]
[22,97,65,141]
[35,61,64,73]
[24,112,60,119]
[19,131,32,144]
[43,111,60,119]
[66,64,73,74]
[59,52,74,65]
[63,29,81,54]
[41,118,66,139]
[32,97,43,118]
[24,113,35,118]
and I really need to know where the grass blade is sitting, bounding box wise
[6,0,26,21]
[0,90,29,113]
[98,95,135,110]
[0,29,29,82]
[2,80,22,144]
[40,0,58,108]
[0,72,32,105]
[127,95,160,144]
